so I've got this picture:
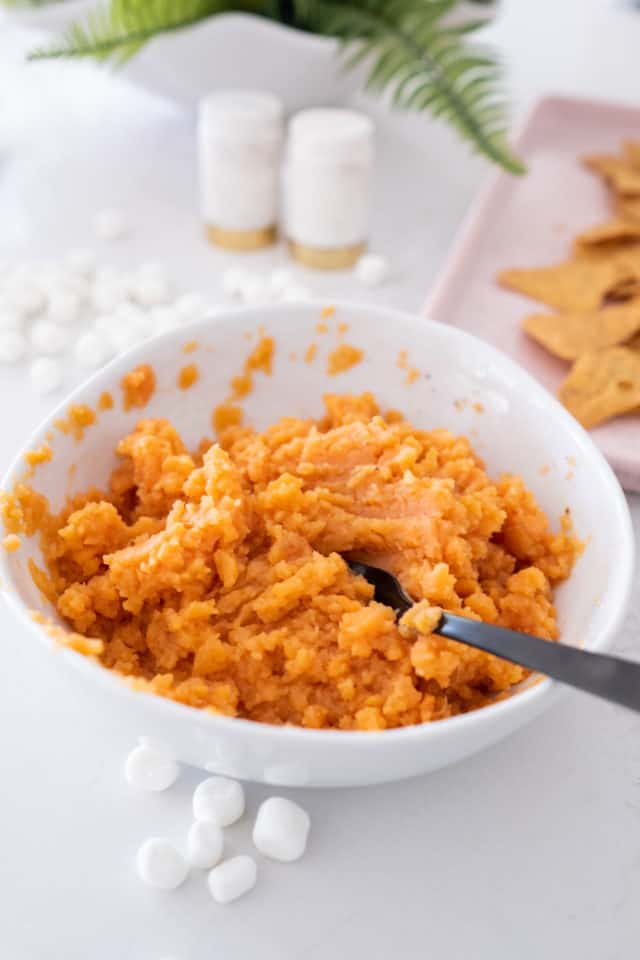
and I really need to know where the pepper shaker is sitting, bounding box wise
[285,108,375,269]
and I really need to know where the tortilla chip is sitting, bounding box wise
[627,332,640,352]
[574,218,640,246]
[523,300,640,360]
[623,140,640,170]
[583,154,640,196]
[497,259,626,312]
[603,275,640,303]
[559,347,640,427]
[616,196,640,223]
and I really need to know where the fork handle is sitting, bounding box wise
[438,612,640,713]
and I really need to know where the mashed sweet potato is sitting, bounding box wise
[34,394,579,730]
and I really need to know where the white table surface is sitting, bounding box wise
[1,2,639,958]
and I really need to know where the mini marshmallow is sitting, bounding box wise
[112,301,147,327]
[240,277,269,304]
[221,267,251,299]
[0,330,27,364]
[30,320,69,355]
[94,208,128,242]
[104,321,143,355]
[9,283,46,318]
[74,330,113,369]
[186,821,224,869]
[124,743,179,792]
[355,253,389,287]
[29,356,63,394]
[66,248,96,277]
[268,268,294,296]
[136,838,188,891]
[207,856,257,904]
[131,264,170,307]
[92,279,129,314]
[47,290,82,325]
[132,277,170,308]
[252,796,310,862]
[193,776,245,826]
[173,293,208,324]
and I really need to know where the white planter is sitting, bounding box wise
[7,5,497,110]
[123,13,354,109]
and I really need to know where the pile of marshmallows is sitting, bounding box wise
[0,212,213,395]
[127,741,310,905]
[0,207,390,398]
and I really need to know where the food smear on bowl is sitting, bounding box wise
[54,404,96,442]
[15,392,581,731]
[327,344,363,375]
[2,533,21,552]
[121,363,156,411]
[178,363,200,390]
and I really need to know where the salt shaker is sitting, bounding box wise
[285,108,375,269]
[198,91,284,250]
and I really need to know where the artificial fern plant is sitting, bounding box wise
[21,0,524,173]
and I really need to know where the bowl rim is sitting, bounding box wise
[0,299,635,748]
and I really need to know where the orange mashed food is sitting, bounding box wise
[32,394,579,731]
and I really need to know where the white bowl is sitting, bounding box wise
[0,302,634,787]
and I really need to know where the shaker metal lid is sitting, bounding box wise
[288,108,375,163]
[198,90,284,140]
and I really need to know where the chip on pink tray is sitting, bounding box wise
[425,94,640,492]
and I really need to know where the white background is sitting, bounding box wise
[1,1,639,958]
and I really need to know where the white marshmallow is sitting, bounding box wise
[193,776,245,826]
[268,268,293,297]
[221,267,251,299]
[94,208,128,241]
[0,330,27,364]
[355,253,389,287]
[207,856,257,904]
[173,293,208,324]
[136,838,188,891]
[131,264,170,307]
[240,277,268,304]
[124,744,179,792]
[47,290,82,325]
[66,248,96,277]
[133,276,170,307]
[30,321,69,355]
[92,279,129,313]
[186,821,224,869]
[29,356,63,394]
[9,283,46,318]
[252,796,310,862]
[74,330,113,369]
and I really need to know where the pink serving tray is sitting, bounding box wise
[425,95,640,493]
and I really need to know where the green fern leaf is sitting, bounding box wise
[26,0,524,174]
[27,0,260,63]
[297,0,525,174]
